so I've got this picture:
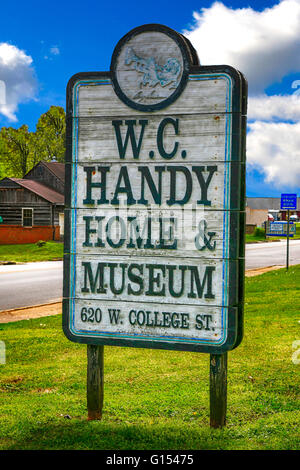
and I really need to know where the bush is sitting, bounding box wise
[36,240,46,247]
[254,227,265,238]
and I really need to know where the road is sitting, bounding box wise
[0,261,63,311]
[0,240,299,311]
[245,239,300,270]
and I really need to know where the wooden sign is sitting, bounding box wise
[63,24,247,355]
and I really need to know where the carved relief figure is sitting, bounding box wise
[125,47,181,89]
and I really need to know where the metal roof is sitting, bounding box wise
[40,161,65,183]
[9,178,64,204]
[247,197,300,210]
[24,161,65,183]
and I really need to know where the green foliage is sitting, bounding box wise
[0,106,65,179]
[35,106,66,163]
[0,266,299,449]
[246,226,267,243]
[0,136,10,178]
[0,125,32,177]
[247,223,300,243]
[0,241,63,262]
[254,226,265,238]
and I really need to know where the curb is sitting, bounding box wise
[0,299,62,315]
[0,259,63,265]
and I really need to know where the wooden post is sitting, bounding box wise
[87,345,104,420]
[210,352,227,428]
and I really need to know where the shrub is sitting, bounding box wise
[254,227,265,238]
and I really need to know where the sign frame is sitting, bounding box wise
[63,24,247,355]
[110,23,193,112]
[266,220,295,237]
[280,193,297,211]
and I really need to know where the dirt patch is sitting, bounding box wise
[245,265,284,277]
[1,376,23,384]
[0,376,25,392]
[0,302,62,323]
[31,388,57,394]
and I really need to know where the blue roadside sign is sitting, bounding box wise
[280,193,297,210]
[266,221,295,237]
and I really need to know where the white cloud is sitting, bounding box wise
[44,46,60,61]
[248,94,300,121]
[247,121,300,186]
[184,0,300,93]
[50,46,60,56]
[0,43,37,122]
[184,1,300,189]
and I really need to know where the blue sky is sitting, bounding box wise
[0,0,300,197]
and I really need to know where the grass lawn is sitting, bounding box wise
[0,266,299,450]
[0,241,63,263]
[245,233,266,243]
[246,222,300,243]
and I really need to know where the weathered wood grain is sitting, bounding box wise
[76,77,231,117]
[69,253,236,307]
[69,162,236,211]
[75,113,236,163]
[70,298,235,345]
[64,23,246,358]
[210,352,227,428]
[87,344,104,420]
[65,207,239,260]
[115,31,184,106]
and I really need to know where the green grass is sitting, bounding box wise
[246,233,266,243]
[246,222,300,243]
[0,241,63,263]
[0,266,299,450]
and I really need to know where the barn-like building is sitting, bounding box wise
[0,161,65,244]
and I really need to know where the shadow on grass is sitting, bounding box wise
[5,418,232,450]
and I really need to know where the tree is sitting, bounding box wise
[35,106,65,162]
[0,105,66,179]
[0,125,32,177]
[0,136,9,179]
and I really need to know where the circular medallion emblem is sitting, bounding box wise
[110,24,192,112]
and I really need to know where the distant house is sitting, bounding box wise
[246,197,300,227]
[0,161,65,244]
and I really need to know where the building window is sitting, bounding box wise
[22,208,33,227]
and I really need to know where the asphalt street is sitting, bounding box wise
[0,261,63,311]
[0,240,299,311]
[245,239,300,270]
